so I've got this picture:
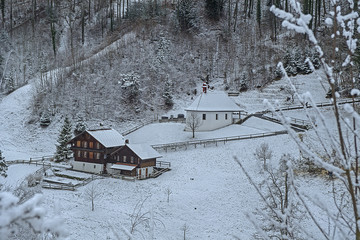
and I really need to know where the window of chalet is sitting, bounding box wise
[84,151,88,158]
[83,141,88,148]
[202,114,206,120]
[225,114,228,120]
[96,153,100,160]
[94,165,96,169]
[76,141,81,147]
[116,156,120,161]
[96,143,100,149]
[216,114,218,120]
[89,142,94,148]
[123,156,126,162]
[77,151,81,158]
[131,156,134,164]
[89,152,94,159]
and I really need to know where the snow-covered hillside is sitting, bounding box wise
[1,68,350,239]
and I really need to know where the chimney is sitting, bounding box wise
[202,82,207,93]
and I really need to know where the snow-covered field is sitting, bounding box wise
[0,70,346,239]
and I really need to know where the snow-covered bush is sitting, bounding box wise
[0,150,7,178]
[40,111,51,127]
[126,1,165,20]
[74,117,87,135]
[0,191,67,239]
[264,1,360,239]
[120,74,140,104]
[254,142,272,171]
[176,0,198,32]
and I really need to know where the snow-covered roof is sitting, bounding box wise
[126,144,162,160]
[185,92,241,112]
[110,164,137,171]
[86,129,125,148]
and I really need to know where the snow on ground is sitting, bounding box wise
[127,117,285,144]
[40,135,302,240]
[0,84,58,161]
[54,169,95,180]
[0,69,348,239]
[234,71,330,113]
[0,164,42,188]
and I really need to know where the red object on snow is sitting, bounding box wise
[202,82,207,93]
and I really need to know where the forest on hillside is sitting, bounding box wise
[0,0,357,124]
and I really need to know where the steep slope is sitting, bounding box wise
[0,84,57,160]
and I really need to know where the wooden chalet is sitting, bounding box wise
[108,144,162,179]
[68,128,125,174]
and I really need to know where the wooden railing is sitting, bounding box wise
[156,161,171,168]
[151,130,287,152]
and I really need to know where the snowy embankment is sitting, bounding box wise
[0,164,42,188]
[234,70,329,113]
[0,84,57,161]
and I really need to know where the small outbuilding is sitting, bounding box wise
[185,90,242,131]
[107,144,162,179]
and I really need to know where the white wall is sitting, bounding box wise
[106,164,153,179]
[185,111,233,131]
[137,167,153,179]
[73,161,104,174]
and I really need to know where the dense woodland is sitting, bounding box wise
[0,0,357,124]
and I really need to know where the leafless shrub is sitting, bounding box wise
[186,112,202,138]
[254,142,273,171]
[84,181,101,211]
[165,187,172,203]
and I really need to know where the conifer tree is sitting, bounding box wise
[205,0,224,21]
[54,117,72,162]
[0,150,7,178]
[256,0,261,31]
[74,117,87,135]
[163,79,174,108]
[176,0,197,31]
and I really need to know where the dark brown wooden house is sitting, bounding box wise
[68,128,125,174]
[108,144,162,179]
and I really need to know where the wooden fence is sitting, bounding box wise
[159,118,186,123]
[121,119,157,136]
[262,113,312,129]
[42,183,75,191]
[151,130,288,152]
[274,99,360,112]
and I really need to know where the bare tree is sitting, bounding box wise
[255,1,360,239]
[186,112,202,138]
[124,197,164,239]
[235,154,302,239]
[181,223,189,240]
[84,180,101,211]
[254,142,272,170]
[165,187,172,203]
